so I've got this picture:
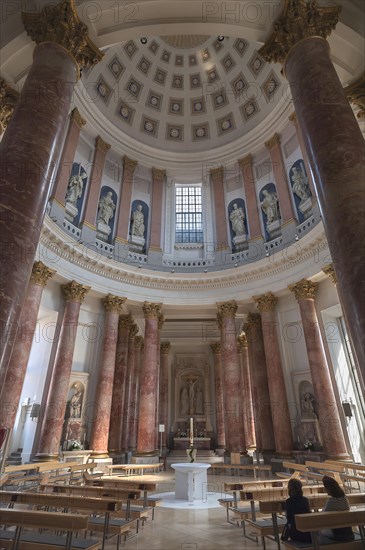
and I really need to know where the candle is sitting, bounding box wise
[190,418,194,446]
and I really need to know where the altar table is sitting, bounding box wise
[171,463,211,502]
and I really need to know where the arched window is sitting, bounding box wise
[175,185,203,243]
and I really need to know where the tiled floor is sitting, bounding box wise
[101,470,279,550]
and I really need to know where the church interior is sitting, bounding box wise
[0,0,364,548]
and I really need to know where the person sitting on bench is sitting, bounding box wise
[322,475,354,541]
[285,478,312,542]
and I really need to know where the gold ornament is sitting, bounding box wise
[62,280,90,302]
[344,75,365,119]
[30,261,55,287]
[217,300,238,318]
[95,136,111,153]
[152,168,166,181]
[119,314,133,329]
[70,107,86,128]
[264,133,281,150]
[253,292,278,312]
[322,264,337,285]
[210,341,221,354]
[0,78,19,134]
[102,294,126,313]
[142,302,162,319]
[160,342,171,354]
[134,335,144,348]
[289,278,318,300]
[238,154,253,168]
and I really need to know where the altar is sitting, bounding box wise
[173,437,211,450]
[171,463,211,502]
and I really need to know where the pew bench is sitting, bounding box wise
[0,509,99,550]
[104,463,163,476]
[210,463,272,478]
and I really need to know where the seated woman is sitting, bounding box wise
[322,475,354,541]
[285,478,312,542]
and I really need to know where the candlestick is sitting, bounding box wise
[190,417,194,446]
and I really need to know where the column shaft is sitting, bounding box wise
[159,343,170,450]
[238,337,256,449]
[82,137,110,227]
[265,134,296,222]
[211,343,226,450]
[211,167,229,249]
[128,336,143,451]
[149,169,165,250]
[121,324,138,450]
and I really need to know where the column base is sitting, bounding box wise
[132,451,159,464]
[89,450,109,459]
[33,453,59,462]
[325,452,351,461]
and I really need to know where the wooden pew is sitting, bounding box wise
[0,509,99,550]
[210,463,272,478]
[104,463,163,476]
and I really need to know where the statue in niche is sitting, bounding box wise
[195,387,204,415]
[260,189,280,225]
[97,191,115,226]
[300,391,317,419]
[131,204,145,237]
[291,163,311,203]
[180,386,189,416]
[69,384,83,418]
[65,171,87,206]
[229,203,245,236]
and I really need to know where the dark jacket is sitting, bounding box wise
[285,495,312,542]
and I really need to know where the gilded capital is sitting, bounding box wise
[238,334,248,348]
[70,107,86,128]
[158,314,165,330]
[253,292,278,312]
[152,167,166,181]
[217,300,238,319]
[288,112,297,123]
[238,154,253,168]
[123,155,138,173]
[160,342,171,354]
[102,294,126,313]
[344,75,365,119]
[62,280,90,303]
[142,302,162,319]
[244,312,262,335]
[210,341,221,354]
[0,78,19,134]
[119,314,133,330]
[22,0,103,72]
[129,323,139,338]
[30,261,56,287]
[96,136,111,153]
[322,263,337,285]
[265,133,280,150]
[259,0,341,65]
[134,335,144,348]
[210,166,224,181]
[289,278,318,300]
[216,312,223,329]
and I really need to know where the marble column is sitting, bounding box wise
[36,281,90,460]
[154,314,164,451]
[116,156,138,243]
[0,1,102,389]
[0,262,55,430]
[210,342,226,450]
[237,335,256,450]
[108,314,132,455]
[137,302,162,455]
[82,137,111,227]
[260,0,365,389]
[90,295,126,457]
[253,293,294,455]
[217,301,246,453]
[289,279,349,459]
[265,133,297,223]
[121,323,139,451]
[149,169,166,251]
[243,313,275,452]
[238,155,261,240]
[129,336,144,451]
[51,108,87,204]
[210,167,229,250]
[160,342,171,451]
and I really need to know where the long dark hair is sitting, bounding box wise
[288,478,304,498]
[322,475,345,498]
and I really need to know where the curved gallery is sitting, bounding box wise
[0,0,364,465]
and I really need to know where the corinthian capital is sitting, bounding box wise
[119,314,133,330]
[217,300,238,319]
[158,314,165,330]
[253,292,278,312]
[238,154,253,169]
[289,278,318,300]
[70,107,86,128]
[102,294,126,313]
[129,323,139,339]
[160,342,171,354]
[96,136,111,153]
[30,261,56,287]
[243,312,262,336]
[210,166,224,181]
[322,263,337,285]
[238,334,248,348]
[210,341,221,354]
[152,167,166,181]
[123,156,138,173]
[259,0,341,64]
[0,78,19,134]
[265,133,280,150]
[134,335,144,348]
[142,302,162,319]
[62,280,90,303]
[22,0,103,71]
[345,75,365,119]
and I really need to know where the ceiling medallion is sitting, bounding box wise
[161,35,210,49]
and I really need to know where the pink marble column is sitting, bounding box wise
[52,108,86,204]
[108,315,132,455]
[128,336,144,451]
[288,113,316,198]
[289,279,349,459]
[116,156,138,243]
[238,155,262,239]
[154,314,164,450]
[137,302,162,455]
[265,133,297,223]
[210,167,229,250]
[0,262,55,429]
[237,335,256,449]
[253,293,294,455]
[0,2,102,389]
[217,301,246,453]
[243,313,275,452]
[36,281,90,460]
[149,169,165,251]
[82,136,111,227]
[159,342,171,451]
[121,323,138,451]
[210,342,226,450]
[90,295,126,457]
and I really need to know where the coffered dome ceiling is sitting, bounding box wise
[81,35,285,153]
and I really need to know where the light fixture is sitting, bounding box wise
[295,234,299,241]
[140,37,147,45]
[171,269,175,273]
[204,268,208,273]
[138,262,143,268]
[265,251,270,257]
[217,35,224,42]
